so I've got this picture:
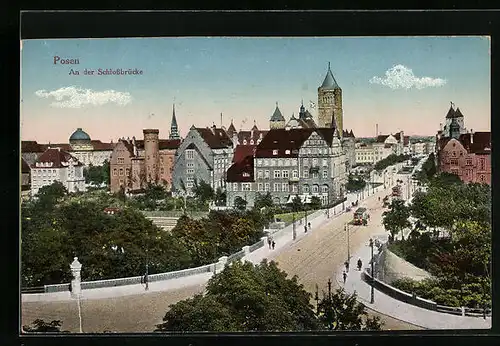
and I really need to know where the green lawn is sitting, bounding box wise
[274,210,317,226]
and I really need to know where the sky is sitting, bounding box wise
[20,37,491,143]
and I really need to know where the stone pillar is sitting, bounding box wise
[242,245,250,255]
[215,256,228,272]
[70,257,82,298]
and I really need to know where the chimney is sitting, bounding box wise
[470,129,473,144]
[220,113,223,128]
[439,123,443,131]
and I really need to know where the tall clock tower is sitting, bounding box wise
[317,63,343,135]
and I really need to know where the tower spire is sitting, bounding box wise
[328,61,330,70]
[169,103,180,139]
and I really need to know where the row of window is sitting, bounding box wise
[256,169,329,179]
[255,158,329,167]
[230,183,330,193]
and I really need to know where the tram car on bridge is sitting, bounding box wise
[353,207,369,226]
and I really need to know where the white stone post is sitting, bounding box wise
[242,245,250,255]
[70,257,82,298]
[215,256,228,272]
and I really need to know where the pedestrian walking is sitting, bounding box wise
[308,222,311,230]
[343,271,347,284]
[304,225,308,233]
[143,272,149,291]
[357,258,362,271]
[344,260,349,272]
[271,240,275,250]
[268,236,272,249]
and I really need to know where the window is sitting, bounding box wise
[113,168,118,176]
[274,170,281,178]
[303,158,309,165]
[450,159,458,166]
[274,183,280,192]
[292,170,298,178]
[119,168,124,176]
[186,182,193,188]
[186,169,194,174]
[271,159,276,166]
[265,159,269,166]
[322,185,329,193]
[323,170,328,178]
[117,157,125,164]
[273,149,278,156]
[187,162,194,168]
[285,150,290,155]
[282,170,289,178]
[258,183,263,191]
[264,170,270,179]
[466,159,473,166]
[480,175,485,182]
[186,150,194,160]
[233,183,238,191]
[282,183,288,192]
[265,183,270,191]
[257,170,263,179]
[242,183,251,191]
[480,159,485,170]
[292,184,298,192]
[303,184,309,193]
[126,168,130,176]
[312,172,319,179]
[303,170,309,178]
[312,158,318,166]
[322,159,328,166]
[256,159,261,166]
[312,185,319,193]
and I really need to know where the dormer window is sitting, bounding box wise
[243,172,250,177]
[285,150,290,155]
[273,150,278,156]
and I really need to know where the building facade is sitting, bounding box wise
[21,128,115,167]
[30,148,86,196]
[172,125,234,195]
[109,130,181,193]
[226,128,347,208]
[436,106,491,185]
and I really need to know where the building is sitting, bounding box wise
[30,147,86,196]
[172,125,234,195]
[225,145,256,207]
[226,120,268,147]
[226,127,347,208]
[318,62,343,131]
[109,130,181,193]
[269,103,286,129]
[21,128,115,167]
[355,131,410,165]
[436,105,491,185]
[441,102,467,138]
[342,129,356,169]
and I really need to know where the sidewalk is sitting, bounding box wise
[336,231,492,330]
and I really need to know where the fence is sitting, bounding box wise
[248,238,265,253]
[45,283,71,293]
[363,269,491,317]
[21,286,45,294]
[226,250,246,264]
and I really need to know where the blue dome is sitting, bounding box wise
[69,128,91,141]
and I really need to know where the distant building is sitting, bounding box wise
[109,130,181,193]
[436,105,491,185]
[225,145,256,208]
[21,128,115,167]
[269,102,286,130]
[226,120,268,147]
[442,102,467,138]
[172,125,234,195]
[30,147,86,196]
[355,131,409,165]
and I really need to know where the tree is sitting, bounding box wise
[233,196,247,211]
[35,181,68,207]
[317,287,382,331]
[383,199,411,241]
[346,174,366,192]
[310,196,322,210]
[254,192,274,211]
[290,195,303,213]
[214,187,227,206]
[192,178,215,205]
[156,260,320,332]
[23,319,69,333]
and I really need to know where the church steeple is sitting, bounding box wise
[169,103,180,139]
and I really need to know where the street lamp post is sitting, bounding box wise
[292,211,297,240]
[315,284,320,315]
[346,223,350,261]
[369,238,374,304]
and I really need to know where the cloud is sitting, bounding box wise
[35,86,132,108]
[369,65,447,90]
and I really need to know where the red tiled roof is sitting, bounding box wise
[376,135,389,143]
[226,155,254,182]
[35,148,83,168]
[237,130,267,144]
[159,139,181,150]
[384,143,392,148]
[196,127,233,149]
[233,145,256,163]
[90,140,115,151]
[458,132,491,154]
[255,128,335,158]
[21,157,31,173]
[21,141,44,153]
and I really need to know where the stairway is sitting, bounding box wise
[146,217,179,231]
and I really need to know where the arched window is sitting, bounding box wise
[312,184,319,193]
[322,184,329,193]
[303,184,309,193]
